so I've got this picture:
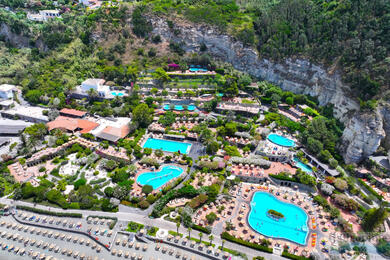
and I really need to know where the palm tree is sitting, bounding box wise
[208,235,214,246]
[199,233,203,244]
[187,227,192,240]
[176,221,181,235]
[221,239,226,250]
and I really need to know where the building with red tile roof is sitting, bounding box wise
[47,116,99,134]
[59,108,87,118]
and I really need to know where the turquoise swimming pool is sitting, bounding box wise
[268,134,295,147]
[293,157,312,173]
[189,68,208,72]
[163,104,196,111]
[137,165,184,190]
[248,192,309,245]
[111,91,124,96]
[143,138,192,154]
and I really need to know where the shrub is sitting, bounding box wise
[221,232,273,253]
[282,251,311,260]
[16,205,82,218]
[138,200,150,209]
[142,185,153,195]
[192,224,211,234]
[334,178,348,191]
[188,194,208,209]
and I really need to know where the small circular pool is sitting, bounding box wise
[267,133,295,147]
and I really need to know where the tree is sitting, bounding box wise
[104,186,114,197]
[142,185,153,195]
[307,137,323,155]
[286,97,294,105]
[188,227,192,239]
[131,5,152,37]
[199,232,203,244]
[362,206,388,232]
[320,183,334,196]
[152,67,171,87]
[206,212,217,224]
[221,239,226,250]
[209,235,214,245]
[176,221,181,234]
[206,141,219,154]
[334,178,348,191]
[159,111,176,126]
[103,160,117,171]
[132,103,153,128]
[225,122,237,136]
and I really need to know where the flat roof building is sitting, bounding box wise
[0,118,32,136]
[0,84,16,99]
[1,105,49,123]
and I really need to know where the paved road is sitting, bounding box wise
[0,198,285,260]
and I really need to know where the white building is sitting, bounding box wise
[27,10,61,22]
[0,84,16,99]
[81,79,110,97]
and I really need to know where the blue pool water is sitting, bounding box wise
[137,165,184,189]
[163,104,196,111]
[217,93,224,97]
[267,134,295,147]
[143,138,192,154]
[189,68,208,72]
[293,157,312,173]
[248,192,309,245]
[111,91,124,96]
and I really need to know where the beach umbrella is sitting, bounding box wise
[129,241,134,248]
[112,248,117,255]
[143,244,148,251]
[80,238,85,244]
[125,251,130,258]
[92,243,97,249]
[61,248,67,255]
[132,252,137,259]
[136,243,141,249]
[73,251,79,258]
[30,239,36,245]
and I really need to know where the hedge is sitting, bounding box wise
[16,205,82,218]
[221,232,273,253]
[192,224,211,234]
[282,251,311,260]
[357,179,383,201]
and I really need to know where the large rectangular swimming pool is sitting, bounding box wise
[143,138,192,154]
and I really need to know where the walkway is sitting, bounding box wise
[0,198,285,260]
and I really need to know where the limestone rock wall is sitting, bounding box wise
[150,17,389,163]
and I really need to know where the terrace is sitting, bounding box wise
[216,102,260,115]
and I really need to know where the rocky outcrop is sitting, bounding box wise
[0,23,46,50]
[341,110,386,163]
[150,17,390,163]
[0,23,30,47]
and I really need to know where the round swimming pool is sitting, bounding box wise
[248,191,309,245]
[267,134,295,147]
[137,165,184,190]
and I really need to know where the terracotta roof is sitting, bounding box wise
[96,125,130,142]
[47,116,99,134]
[59,108,87,117]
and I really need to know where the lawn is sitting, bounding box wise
[147,226,159,237]
[127,221,144,233]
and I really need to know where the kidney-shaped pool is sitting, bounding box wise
[248,191,309,245]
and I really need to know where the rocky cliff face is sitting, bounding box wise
[0,23,46,50]
[150,17,389,163]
